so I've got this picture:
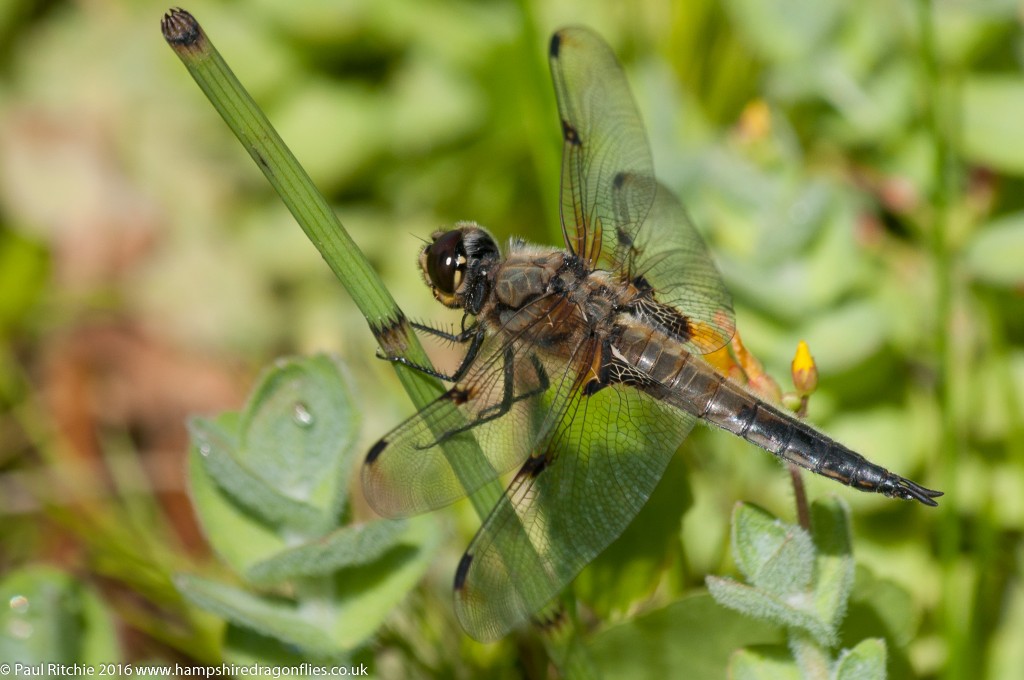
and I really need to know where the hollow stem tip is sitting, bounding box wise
[161,8,205,52]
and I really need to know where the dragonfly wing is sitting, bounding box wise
[550,26,656,268]
[619,179,736,354]
[363,298,593,518]
[551,29,733,355]
[363,330,548,517]
[453,371,695,641]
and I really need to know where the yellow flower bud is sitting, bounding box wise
[791,340,818,396]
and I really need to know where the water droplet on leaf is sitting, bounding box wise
[293,402,314,427]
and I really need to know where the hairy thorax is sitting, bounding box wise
[481,243,648,360]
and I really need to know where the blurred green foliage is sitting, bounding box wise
[0,0,1022,678]
[183,355,437,659]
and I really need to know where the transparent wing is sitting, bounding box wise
[550,26,656,268]
[620,180,736,354]
[362,298,587,518]
[453,367,695,642]
[551,28,733,355]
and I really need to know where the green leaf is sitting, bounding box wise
[183,354,437,651]
[190,416,325,530]
[586,593,782,680]
[706,576,835,646]
[709,501,853,647]
[847,566,916,648]
[239,354,360,518]
[729,645,802,680]
[842,566,919,677]
[574,452,692,619]
[188,416,298,574]
[962,76,1024,175]
[187,355,363,572]
[965,212,1024,287]
[222,624,351,671]
[247,519,408,584]
[177,516,437,654]
[0,566,120,664]
[833,638,887,680]
[731,502,815,596]
[325,516,440,648]
[174,573,339,658]
[809,498,854,631]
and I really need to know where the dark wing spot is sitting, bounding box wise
[635,298,693,341]
[651,303,693,341]
[616,227,633,247]
[612,171,628,189]
[454,552,473,590]
[632,275,652,293]
[366,439,387,464]
[582,378,607,396]
[550,32,562,57]
[665,310,692,341]
[517,454,548,479]
[561,120,581,146]
[446,387,470,405]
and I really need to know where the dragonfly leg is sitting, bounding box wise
[479,354,549,419]
[377,325,486,382]
[428,352,549,447]
[410,320,479,343]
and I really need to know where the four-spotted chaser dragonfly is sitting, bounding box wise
[363,26,941,642]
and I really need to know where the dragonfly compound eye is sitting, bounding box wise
[425,230,468,296]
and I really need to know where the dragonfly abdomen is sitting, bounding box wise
[692,373,867,481]
[614,326,941,505]
[685,364,940,504]
[678,363,939,503]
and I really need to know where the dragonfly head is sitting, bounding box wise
[420,223,499,314]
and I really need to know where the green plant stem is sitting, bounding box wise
[159,8,502,517]
[788,463,810,531]
[917,1,965,678]
[790,632,831,680]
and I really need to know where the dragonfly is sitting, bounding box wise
[363,26,942,642]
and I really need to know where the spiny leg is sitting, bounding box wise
[377,323,485,382]
[426,352,549,448]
